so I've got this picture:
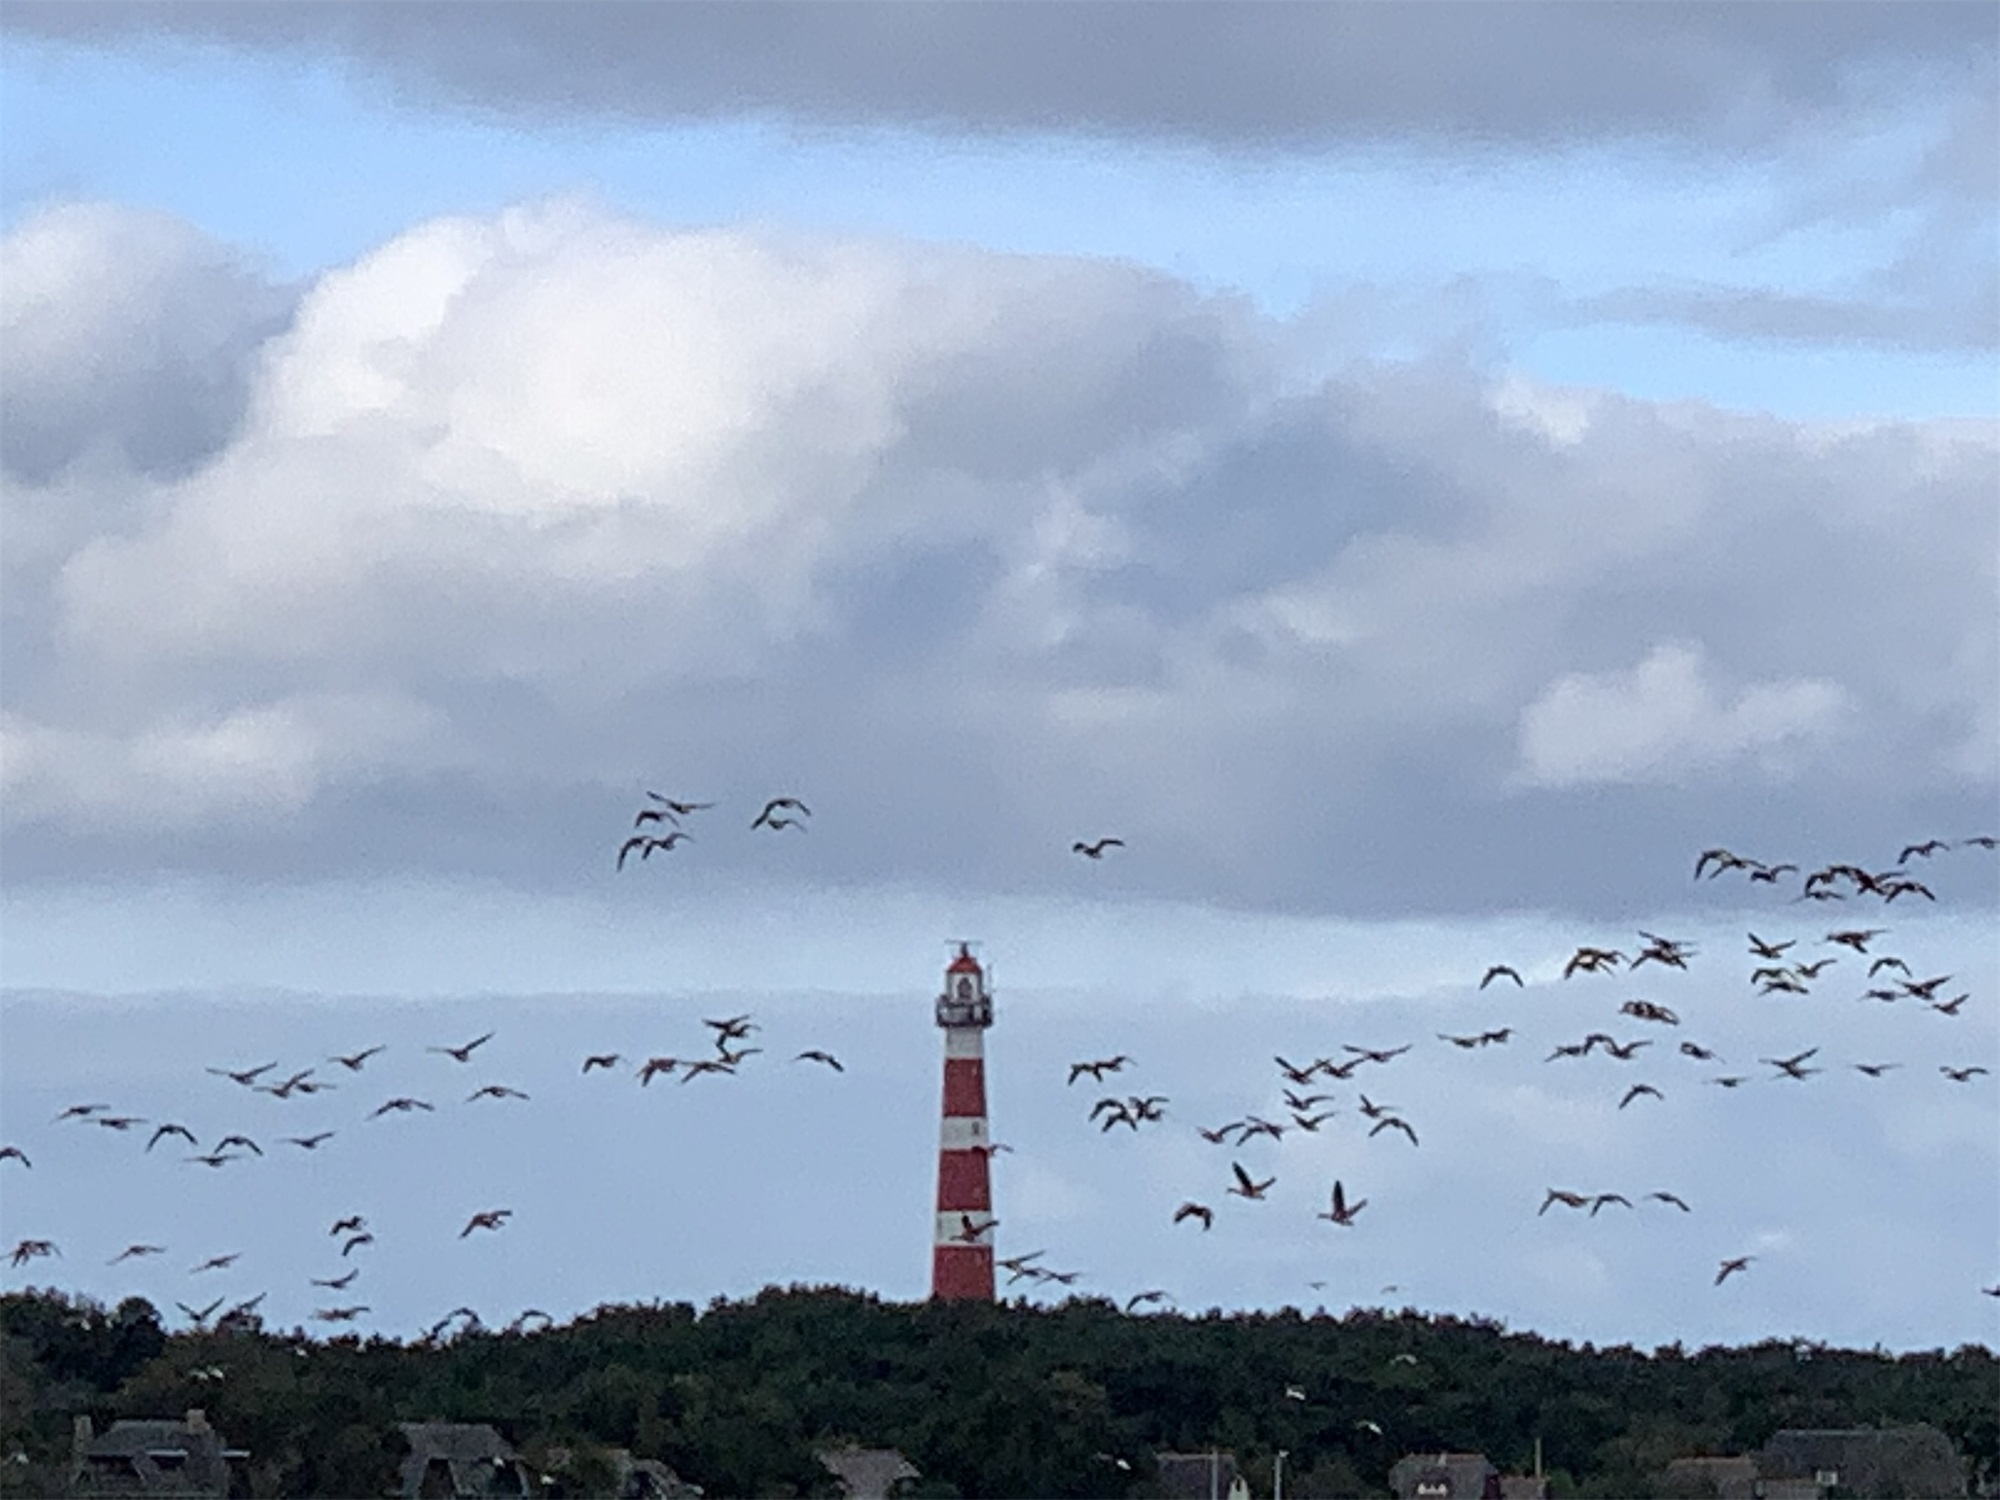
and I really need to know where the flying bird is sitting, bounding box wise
[190,1253,241,1274]
[1647,1192,1692,1212]
[467,1085,529,1102]
[329,1216,366,1237]
[617,832,691,868]
[1941,1065,1990,1083]
[107,1245,166,1265]
[1479,965,1524,989]
[1618,1084,1664,1110]
[1562,947,1625,978]
[370,1097,435,1117]
[1540,1189,1590,1215]
[205,1062,277,1087]
[794,1050,844,1071]
[283,1132,336,1150]
[176,1297,225,1325]
[1343,1043,1414,1066]
[1318,1181,1367,1226]
[1694,848,1748,879]
[955,1214,999,1244]
[645,794,715,818]
[1173,1202,1214,1230]
[460,1210,513,1237]
[1069,1056,1133,1084]
[1588,1193,1632,1216]
[1715,1255,1755,1285]
[1072,838,1125,859]
[429,1033,494,1063]
[340,1233,375,1258]
[582,1053,622,1072]
[311,1269,360,1290]
[1369,1116,1420,1147]
[146,1123,198,1153]
[0,1146,27,1168]
[752,797,811,830]
[1761,1048,1822,1081]
[329,1046,386,1071]
[1227,1163,1275,1201]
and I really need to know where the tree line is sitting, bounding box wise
[4,1285,1994,1497]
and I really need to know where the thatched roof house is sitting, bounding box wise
[69,1409,245,1498]
[396,1422,532,1498]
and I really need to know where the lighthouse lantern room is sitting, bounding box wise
[930,943,996,1301]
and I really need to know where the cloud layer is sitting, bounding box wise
[6,3,1989,154]
[2,199,1995,915]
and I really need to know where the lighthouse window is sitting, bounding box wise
[956,978,972,999]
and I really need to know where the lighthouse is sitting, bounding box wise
[931,943,996,1301]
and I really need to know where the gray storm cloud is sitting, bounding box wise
[3,2,1989,154]
[1,200,1994,915]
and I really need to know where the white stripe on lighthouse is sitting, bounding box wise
[942,1027,985,1060]
[939,1116,988,1150]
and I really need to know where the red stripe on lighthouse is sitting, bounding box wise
[942,1058,987,1117]
[935,1149,991,1212]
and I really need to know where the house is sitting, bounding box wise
[397,1422,533,1498]
[1658,1425,1967,1500]
[1146,1451,1249,1500]
[1388,1452,1501,1499]
[1759,1425,1967,1498]
[68,1408,246,1498]
[814,1445,920,1499]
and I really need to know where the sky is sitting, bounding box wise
[0,3,1996,1360]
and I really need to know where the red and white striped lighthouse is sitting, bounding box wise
[931,942,996,1301]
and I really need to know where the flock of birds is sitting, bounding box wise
[0,997,864,1334]
[1001,836,1999,1299]
[3,807,1995,1331]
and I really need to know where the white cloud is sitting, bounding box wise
[0,691,440,828]
[0,201,292,483]
[2,201,1992,913]
[1513,641,1851,789]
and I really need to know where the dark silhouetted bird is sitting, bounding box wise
[1072,838,1124,859]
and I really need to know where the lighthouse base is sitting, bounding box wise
[930,1244,995,1301]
